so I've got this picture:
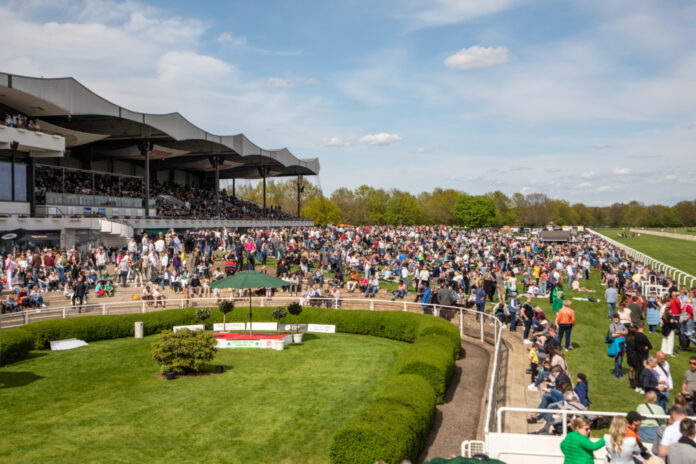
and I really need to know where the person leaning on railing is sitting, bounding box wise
[560,417,605,464]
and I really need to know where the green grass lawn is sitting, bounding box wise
[0,333,408,464]
[528,272,692,414]
[596,228,696,276]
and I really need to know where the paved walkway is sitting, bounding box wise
[419,338,490,462]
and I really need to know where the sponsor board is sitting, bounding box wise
[307,324,336,334]
[246,322,277,331]
[213,322,245,331]
[173,324,205,332]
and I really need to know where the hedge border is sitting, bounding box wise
[1,306,460,463]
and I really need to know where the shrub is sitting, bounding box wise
[1,328,34,365]
[272,306,287,321]
[330,374,435,464]
[195,307,212,322]
[151,328,217,374]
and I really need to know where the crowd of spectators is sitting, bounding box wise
[34,165,298,220]
[2,111,41,131]
[2,224,696,462]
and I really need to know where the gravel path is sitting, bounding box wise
[418,340,491,462]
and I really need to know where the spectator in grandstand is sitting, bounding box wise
[658,405,688,458]
[602,416,642,463]
[560,417,605,463]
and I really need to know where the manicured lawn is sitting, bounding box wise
[596,228,696,276]
[529,272,692,415]
[0,333,408,464]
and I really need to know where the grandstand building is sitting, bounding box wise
[0,72,318,250]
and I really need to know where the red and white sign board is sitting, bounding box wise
[307,324,336,333]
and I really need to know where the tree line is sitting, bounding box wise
[232,179,696,228]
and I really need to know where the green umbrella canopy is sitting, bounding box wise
[208,271,291,336]
[208,271,290,290]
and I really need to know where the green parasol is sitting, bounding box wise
[209,271,290,335]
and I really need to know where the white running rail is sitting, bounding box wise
[588,228,696,288]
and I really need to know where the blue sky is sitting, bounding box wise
[2,0,695,205]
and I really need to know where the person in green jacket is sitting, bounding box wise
[552,287,565,313]
[560,417,605,464]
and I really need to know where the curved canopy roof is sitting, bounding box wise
[0,72,319,178]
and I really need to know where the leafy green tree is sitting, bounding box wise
[453,194,496,228]
[304,196,342,225]
[419,188,460,224]
[384,190,422,225]
[330,187,369,224]
[355,185,389,224]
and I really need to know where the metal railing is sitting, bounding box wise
[495,407,683,436]
[588,228,696,288]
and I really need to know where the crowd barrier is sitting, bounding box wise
[588,228,696,288]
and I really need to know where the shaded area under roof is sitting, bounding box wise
[0,72,319,179]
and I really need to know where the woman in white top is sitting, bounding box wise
[603,416,641,464]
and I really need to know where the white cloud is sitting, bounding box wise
[358,133,402,146]
[266,77,295,89]
[613,167,633,175]
[324,137,354,147]
[444,46,509,70]
[574,182,593,189]
[217,32,247,47]
[217,31,301,56]
[399,0,520,27]
[580,171,597,179]
[305,78,320,85]
[596,186,618,192]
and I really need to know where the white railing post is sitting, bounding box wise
[335,298,339,309]
[24,311,29,324]
[459,309,463,338]
[141,302,146,313]
[480,316,484,342]
[370,300,374,311]
[403,301,407,311]
[102,304,107,315]
[62,308,67,319]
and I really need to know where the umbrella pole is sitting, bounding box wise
[249,291,252,336]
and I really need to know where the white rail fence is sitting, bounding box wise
[588,228,696,288]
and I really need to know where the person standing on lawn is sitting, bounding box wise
[609,313,628,379]
[557,300,576,351]
[626,322,652,392]
[553,286,566,314]
[605,283,618,320]
[655,351,674,412]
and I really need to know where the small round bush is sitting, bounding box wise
[195,307,212,322]
[151,328,217,374]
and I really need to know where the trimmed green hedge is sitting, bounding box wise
[330,374,436,464]
[397,334,456,402]
[5,305,460,464]
[1,328,34,365]
[21,309,199,349]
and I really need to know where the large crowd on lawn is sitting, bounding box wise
[1,225,695,462]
